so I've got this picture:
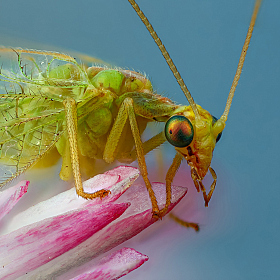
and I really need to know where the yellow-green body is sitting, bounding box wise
[0,48,217,182]
[0,0,260,224]
[0,48,221,214]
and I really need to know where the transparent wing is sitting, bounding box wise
[0,47,89,89]
[0,48,89,188]
[69,50,110,67]
[0,96,64,187]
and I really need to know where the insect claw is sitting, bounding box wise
[152,213,161,220]
[152,211,161,220]
[99,189,111,199]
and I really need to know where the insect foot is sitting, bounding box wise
[77,189,111,200]
[152,212,162,220]
[151,208,168,220]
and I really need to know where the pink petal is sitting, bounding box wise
[60,248,148,280]
[5,166,139,234]
[83,166,140,202]
[24,182,187,279]
[0,202,130,280]
[0,181,29,221]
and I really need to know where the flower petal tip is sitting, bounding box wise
[63,248,148,280]
[83,166,140,203]
[0,181,29,221]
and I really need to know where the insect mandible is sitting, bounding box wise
[0,0,261,220]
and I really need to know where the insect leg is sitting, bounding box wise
[158,152,183,217]
[104,97,160,217]
[103,101,129,164]
[126,131,166,162]
[169,213,199,232]
[126,99,163,218]
[63,98,110,199]
[59,136,72,181]
[154,147,165,181]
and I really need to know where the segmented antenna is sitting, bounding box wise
[221,0,262,122]
[127,0,200,120]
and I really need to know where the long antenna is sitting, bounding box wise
[221,0,262,122]
[127,0,200,120]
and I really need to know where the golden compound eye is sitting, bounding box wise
[165,115,194,147]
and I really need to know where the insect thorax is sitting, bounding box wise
[53,65,177,178]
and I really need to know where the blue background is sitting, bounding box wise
[0,0,279,279]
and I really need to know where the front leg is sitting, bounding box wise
[157,152,183,217]
[104,97,161,217]
[63,98,110,199]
